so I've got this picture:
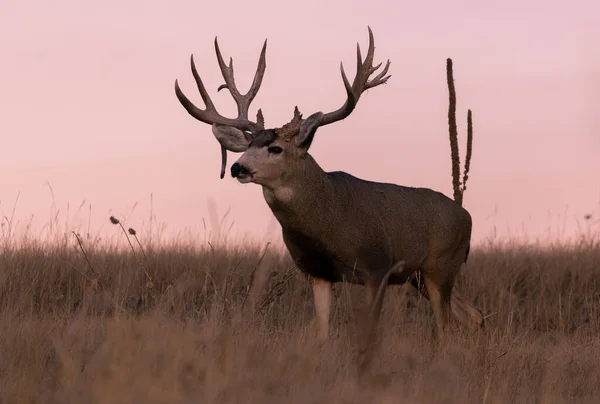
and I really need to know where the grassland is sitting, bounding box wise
[1,223,600,403]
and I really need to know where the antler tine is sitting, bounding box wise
[365,26,376,70]
[319,26,391,127]
[340,62,354,102]
[215,38,238,96]
[356,42,363,85]
[256,109,265,129]
[366,59,391,90]
[190,55,216,112]
[174,68,217,128]
[248,40,268,104]
[215,37,268,124]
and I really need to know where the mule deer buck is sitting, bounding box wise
[175,27,483,369]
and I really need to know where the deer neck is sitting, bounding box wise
[261,153,328,228]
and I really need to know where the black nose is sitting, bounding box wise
[231,162,242,178]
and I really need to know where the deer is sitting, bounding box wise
[174,27,484,370]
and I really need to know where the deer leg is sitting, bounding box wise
[449,286,485,329]
[311,277,332,342]
[357,275,387,373]
[411,270,483,330]
[422,273,454,341]
[357,263,404,374]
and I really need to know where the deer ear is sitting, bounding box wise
[212,124,251,152]
[295,112,323,150]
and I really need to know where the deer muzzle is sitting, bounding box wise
[231,162,253,182]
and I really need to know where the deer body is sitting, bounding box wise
[263,161,471,286]
[175,27,483,370]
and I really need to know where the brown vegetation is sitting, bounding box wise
[1,225,600,403]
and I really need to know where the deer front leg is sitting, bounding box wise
[358,262,405,374]
[312,277,332,342]
[358,275,387,374]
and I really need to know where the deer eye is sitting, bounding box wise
[268,146,283,154]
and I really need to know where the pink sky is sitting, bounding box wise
[1,0,598,247]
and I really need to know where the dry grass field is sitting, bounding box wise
[1,219,600,404]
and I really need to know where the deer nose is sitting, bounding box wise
[231,162,242,178]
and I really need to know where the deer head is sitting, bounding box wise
[175,27,391,186]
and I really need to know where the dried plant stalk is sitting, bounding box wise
[446,58,462,205]
[461,109,473,194]
[446,58,473,206]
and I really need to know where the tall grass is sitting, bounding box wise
[1,210,599,403]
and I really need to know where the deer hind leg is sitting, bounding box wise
[412,267,484,330]
[449,281,485,330]
[311,277,332,342]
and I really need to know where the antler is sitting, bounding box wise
[319,27,391,127]
[175,37,267,132]
[174,37,268,178]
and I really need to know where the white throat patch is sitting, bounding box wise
[263,186,295,204]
